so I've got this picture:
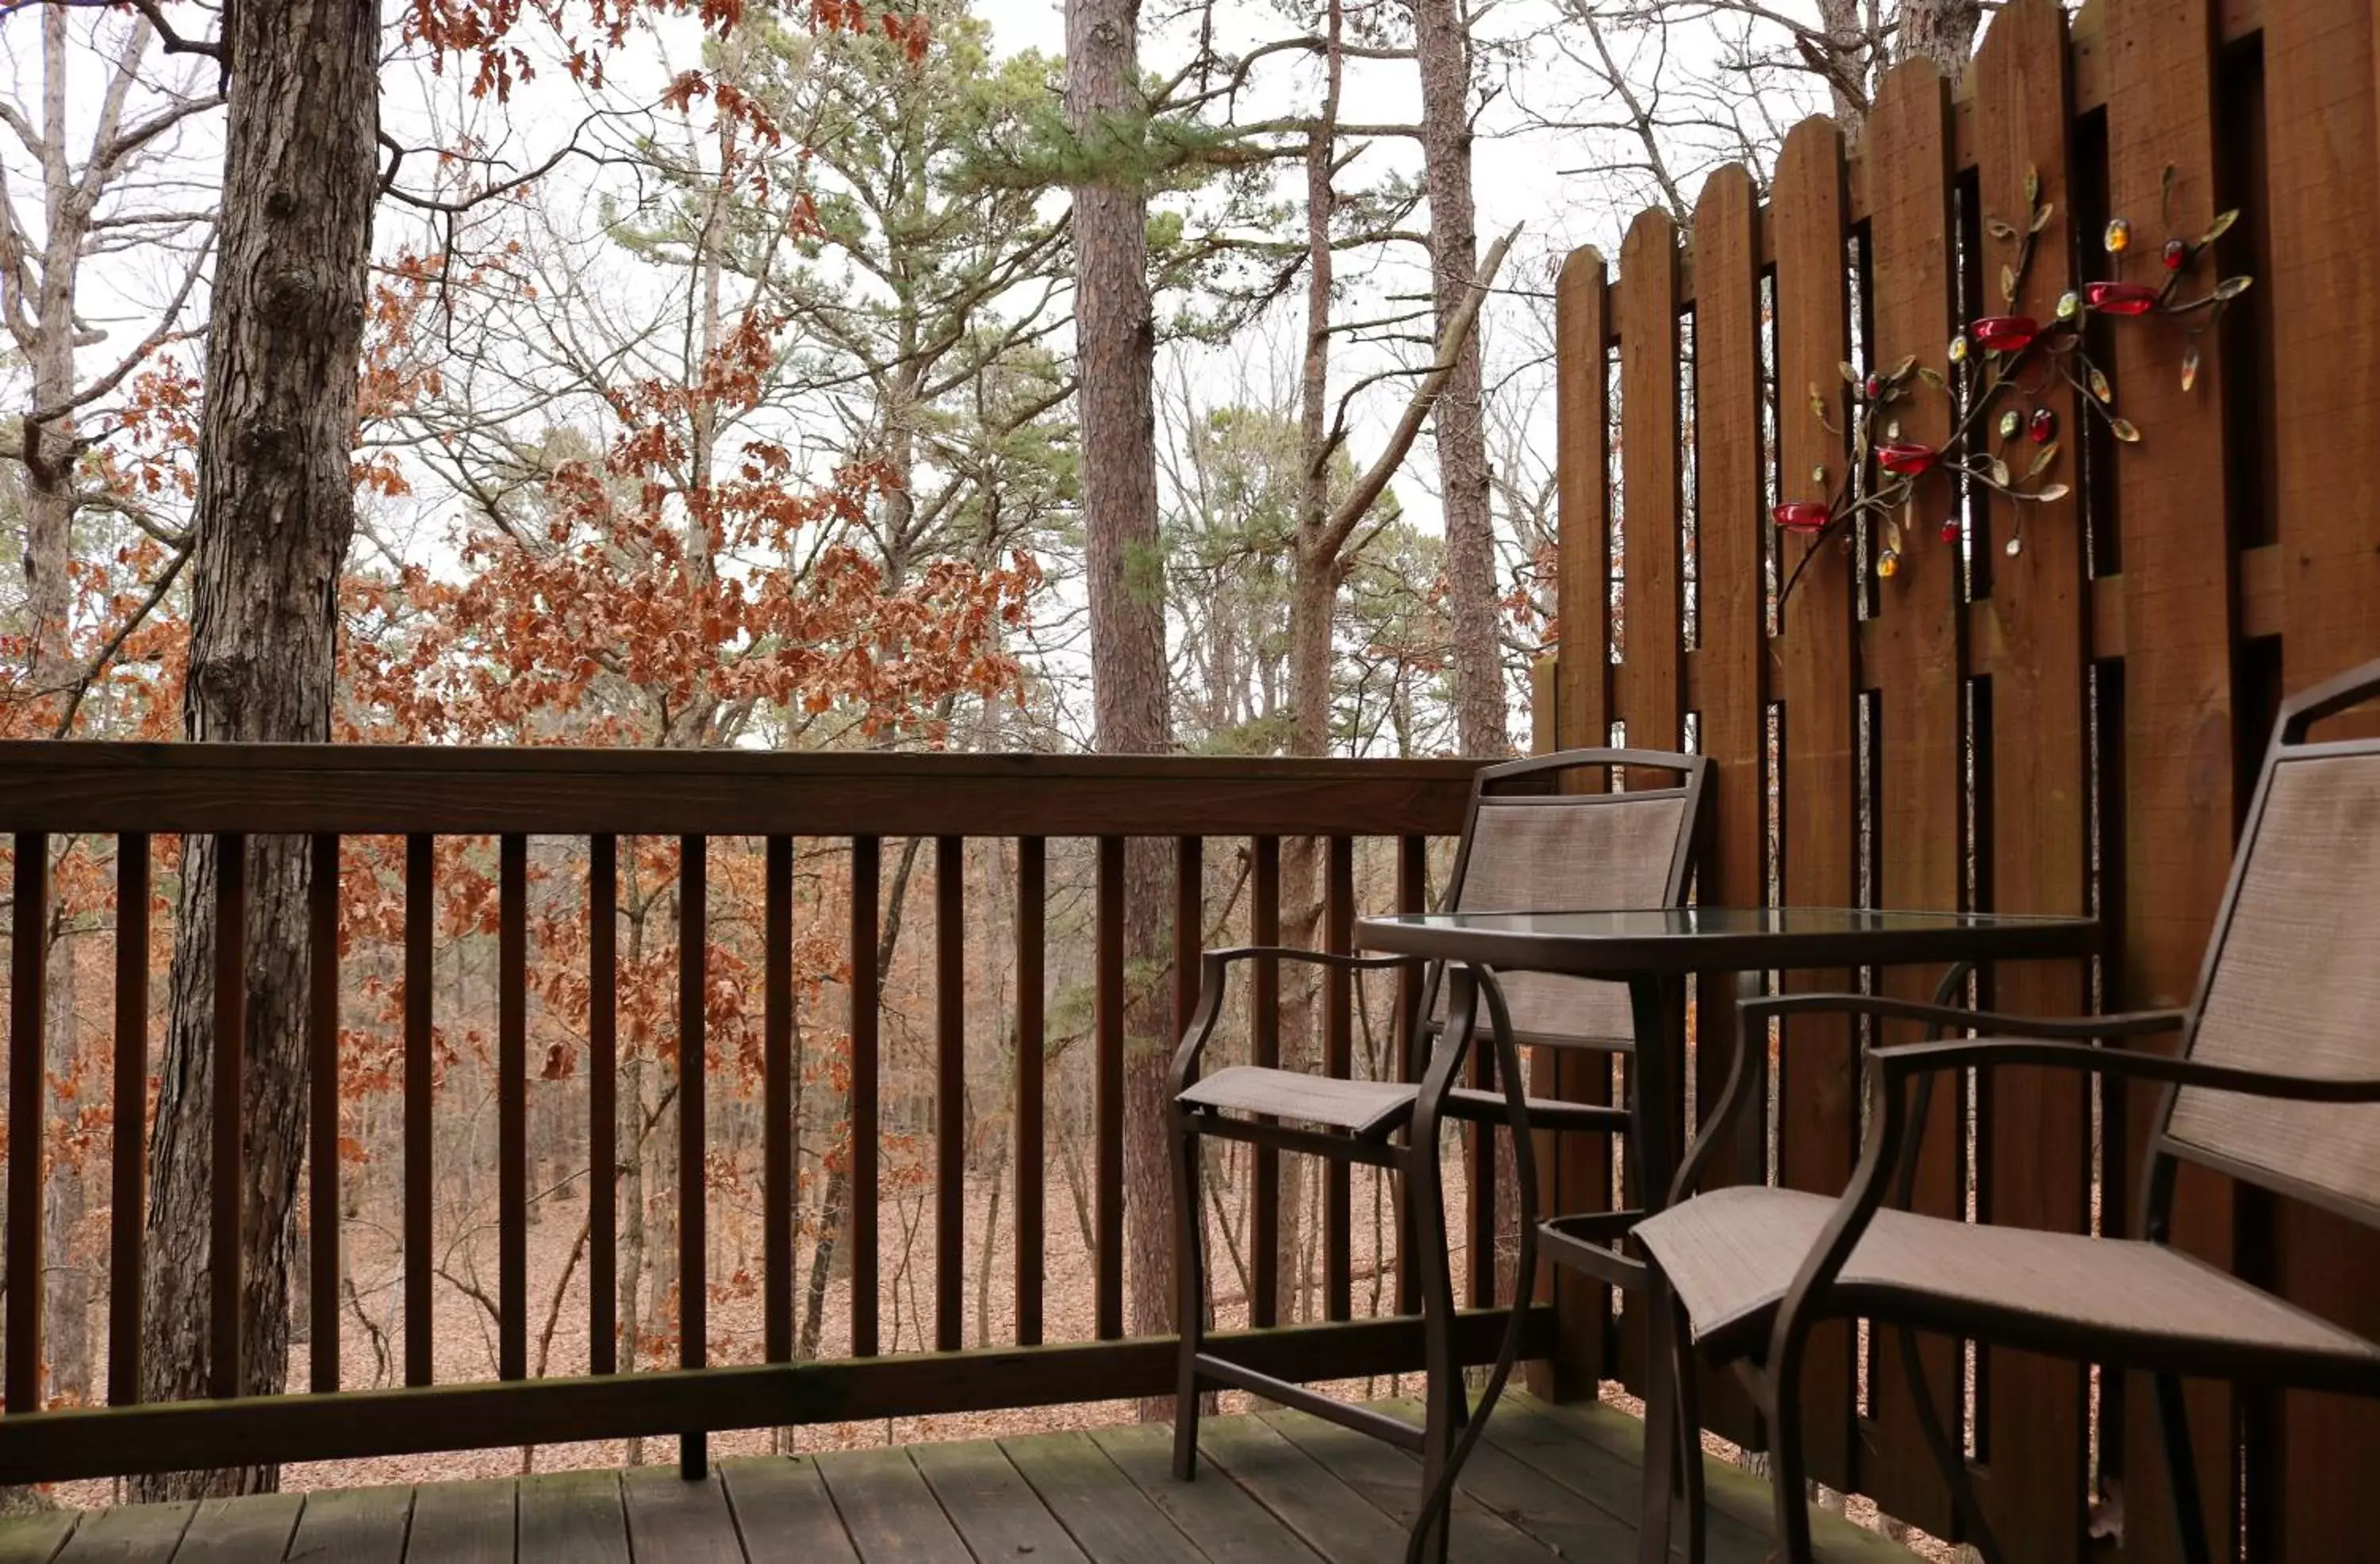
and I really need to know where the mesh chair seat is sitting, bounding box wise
[1177,1065,1418,1137]
[1638,1184,2380,1367]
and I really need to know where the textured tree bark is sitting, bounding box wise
[1413,0,1506,761]
[133,0,376,1499]
[1066,0,1176,1390]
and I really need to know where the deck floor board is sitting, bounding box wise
[0,1394,1907,1562]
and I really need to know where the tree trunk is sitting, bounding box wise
[133,0,376,1498]
[1413,0,1505,760]
[1895,0,1984,85]
[1066,0,1177,1395]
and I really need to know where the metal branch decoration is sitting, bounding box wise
[1773,164,2251,615]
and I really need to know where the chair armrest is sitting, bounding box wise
[1871,1037,2380,1102]
[1741,992,2188,1042]
[1168,947,1426,1096]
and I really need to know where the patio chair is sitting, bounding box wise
[1167,748,1707,1558]
[1633,654,2380,1564]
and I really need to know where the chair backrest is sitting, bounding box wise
[1426,749,1706,1048]
[2160,657,2380,1227]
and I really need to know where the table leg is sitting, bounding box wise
[1625,975,1683,1217]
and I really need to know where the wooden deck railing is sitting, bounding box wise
[0,744,1553,1485]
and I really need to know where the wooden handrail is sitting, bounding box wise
[0,746,1481,1485]
[0,743,1479,836]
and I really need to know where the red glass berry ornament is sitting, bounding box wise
[1940,520,1960,544]
[2162,237,2188,272]
[1773,501,1831,535]
[1970,315,2039,355]
[2029,408,2056,443]
[1876,442,1941,477]
[2084,281,2160,316]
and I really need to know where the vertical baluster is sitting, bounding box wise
[850,837,880,1359]
[6,834,47,1415]
[589,836,618,1374]
[1015,838,1046,1347]
[1250,836,1280,1329]
[404,833,432,1388]
[1172,838,1201,1334]
[212,834,247,1398]
[678,837,706,1478]
[1093,836,1124,1341]
[306,834,340,1394]
[1396,834,1426,1317]
[1324,838,1353,1322]
[111,836,152,1404]
[1467,987,1496,1309]
[763,837,793,1365]
[498,834,528,1383]
[935,837,964,1352]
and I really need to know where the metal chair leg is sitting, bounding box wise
[1411,1140,1457,1564]
[1639,1278,1682,1564]
[1171,1111,1205,1481]
[1670,1286,1707,1564]
[2155,1373,2217,1564]
[1764,1344,1816,1564]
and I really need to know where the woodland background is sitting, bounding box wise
[0,0,1992,1511]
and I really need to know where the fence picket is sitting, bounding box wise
[2262,0,2380,1547]
[1971,3,2093,1551]
[1686,161,1768,1451]
[1770,117,1860,1493]
[1860,59,1967,1538]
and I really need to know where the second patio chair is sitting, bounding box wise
[1166,747,1707,1558]
[1633,654,2380,1564]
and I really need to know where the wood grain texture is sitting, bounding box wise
[1687,160,1768,1451]
[305,834,339,1395]
[209,833,246,1401]
[517,1469,629,1564]
[1969,4,2092,1553]
[403,833,433,1390]
[998,1430,1207,1564]
[849,837,881,1359]
[935,836,964,1353]
[0,749,1475,840]
[1770,115,1861,1491]
[2102,0,2243,1550]
[403,1478,517,1564]
[1258,1409,1550,1562]
[1324,837,1354,1321]
[6,835,44,1417]
[1860,59,1967,1536]
[283,1485,413,1564]
[720,1456,862,1564]
[1613,203,1686,1398]
[1250,835,1282,1330]
[1093,836,1125,1341]
[1192,1413,1406,1564]
[48,1501,191,1562]
[171,1493,303,1562]
[588,836,619,1376]
[910,1439,1092,1563]
[621,1467,742,1564]
[763,837,793,1364]
[0,1309,1545,1484]
[1015,838,1046,1347]
[813,1447,972,1564]
[499,834,528,1383]
[110,839,153,1407]
[2262,0,2380,1551]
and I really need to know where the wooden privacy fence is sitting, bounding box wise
[0,746,1557,1482]
[1541,0,2378,1556]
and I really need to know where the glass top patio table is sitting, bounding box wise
[1356,905,2102,974]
